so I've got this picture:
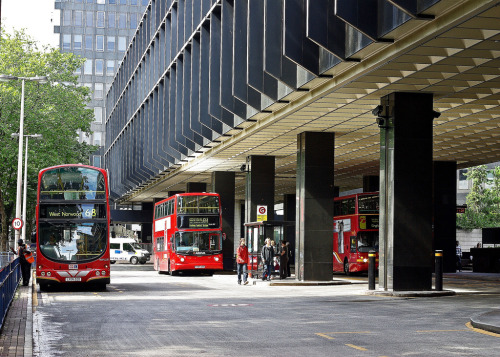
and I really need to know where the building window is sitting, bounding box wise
[86,12,93,27]
[74,11,83,27]
[63,10,71,26]
[130,13,137,30]
[107,36,115,52]
[131,0,137,5]
[63,34,71,50]
[94,83,104,99]
[74,35,82,50]
[96,35,104,51]
[119,14,127,29]
[75,0,83,3]
[93,132,102,146]
[97,12,105,28]
[118,37,126,52]
[75,65,82,75]
[82,133,90,144]
[106,60,115,76]
[108,12,116,28]
[84,59,92,75]
[97,0,105,4]
[85,35,93,50]
[120,0,127,4]
[93,156,102,168]
[142,0,148,5]
[109,0,116,4]
[458,169,468,190]
[94,107,103,123]
[87,0,94,3]
[95,59,104,75]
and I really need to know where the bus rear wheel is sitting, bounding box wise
[344,259,351,276]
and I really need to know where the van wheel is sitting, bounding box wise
[130,256,139,265]
[110,261,116,264]
[344,259,351,276]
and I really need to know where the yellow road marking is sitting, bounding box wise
[417,329,468,333]
[316,333,335,340]
[466,322,500,338]
[346,344,368,351]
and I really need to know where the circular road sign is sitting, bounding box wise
[258,206,266,214]
[12,218,24,230]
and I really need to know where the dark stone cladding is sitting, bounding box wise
[104,0,440,200]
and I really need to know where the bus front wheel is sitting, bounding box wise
[344,259,351,276]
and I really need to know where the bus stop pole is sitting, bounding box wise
[368,250,376,290]
[435,250,443,291]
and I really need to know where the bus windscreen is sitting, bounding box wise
[40,167,106,200]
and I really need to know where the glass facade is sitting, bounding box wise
[55,0,148,166]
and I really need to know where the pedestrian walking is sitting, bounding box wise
[456,240,462,272]
[11,239,32,286]
[261,238,274,281]
[236,238,249,285]
[279,240,288,279]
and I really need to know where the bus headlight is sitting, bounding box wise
[96,271,101,276]
[214,257,219,261]
[47,272,51,277]
[363,258,368,263]
[102,271,106,276]
[180,257,185,262]
[41,272,45,276]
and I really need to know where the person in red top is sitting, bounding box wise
[236,238,249,285]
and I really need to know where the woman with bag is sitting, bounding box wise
[11,239,32,286]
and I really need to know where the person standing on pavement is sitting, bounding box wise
[279,240,288,279]
[236,238,249,285]
[261,238,274,281]
[286,241,292,277]
[456,240,462,272]
[11,239,32,286]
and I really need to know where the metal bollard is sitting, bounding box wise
[368,250,376,290]
[435,250,443,291]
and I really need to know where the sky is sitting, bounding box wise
[1,0,59,48]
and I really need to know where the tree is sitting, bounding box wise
[0,29,97,250]
[457,165,500,230]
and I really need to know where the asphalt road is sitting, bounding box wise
[33,266,500,356]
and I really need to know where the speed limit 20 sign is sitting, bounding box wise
[12,218,23,230]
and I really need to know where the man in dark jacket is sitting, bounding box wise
[11,239,32,286]
[261,238,274,281]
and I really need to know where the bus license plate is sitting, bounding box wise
[194,266,205,269]
[65,277,81,282]
[69,264,78,269]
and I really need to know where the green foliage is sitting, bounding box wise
[0,29,98,248]
[457,165,500,230]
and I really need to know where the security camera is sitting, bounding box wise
[372,105,383,117]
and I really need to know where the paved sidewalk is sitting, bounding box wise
[0,280,33,357]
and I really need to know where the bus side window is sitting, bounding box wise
[350,236,357,253]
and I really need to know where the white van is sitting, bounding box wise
[109,237,151,265]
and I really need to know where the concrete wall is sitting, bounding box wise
[456,229,482,252]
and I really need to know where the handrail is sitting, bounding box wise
[0,256,21,329]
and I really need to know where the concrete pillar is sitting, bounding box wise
[283,194,296,269]
[140,202,154,243]
[378,92,434,291]
[186,182,207,192]
[212,171,236,270]
[244,156,275,224]
[433,161,457,273]
[296,132,334,281]
[363,175,379,192]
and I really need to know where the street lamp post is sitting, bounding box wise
[17,134,43,242]
[0,74,48,249]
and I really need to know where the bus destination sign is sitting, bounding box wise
[40,204,104,219]
[178,215,220,229]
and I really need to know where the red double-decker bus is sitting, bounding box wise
[153,193,223,275]
[36,164,110,289]
[333,192,379,275]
